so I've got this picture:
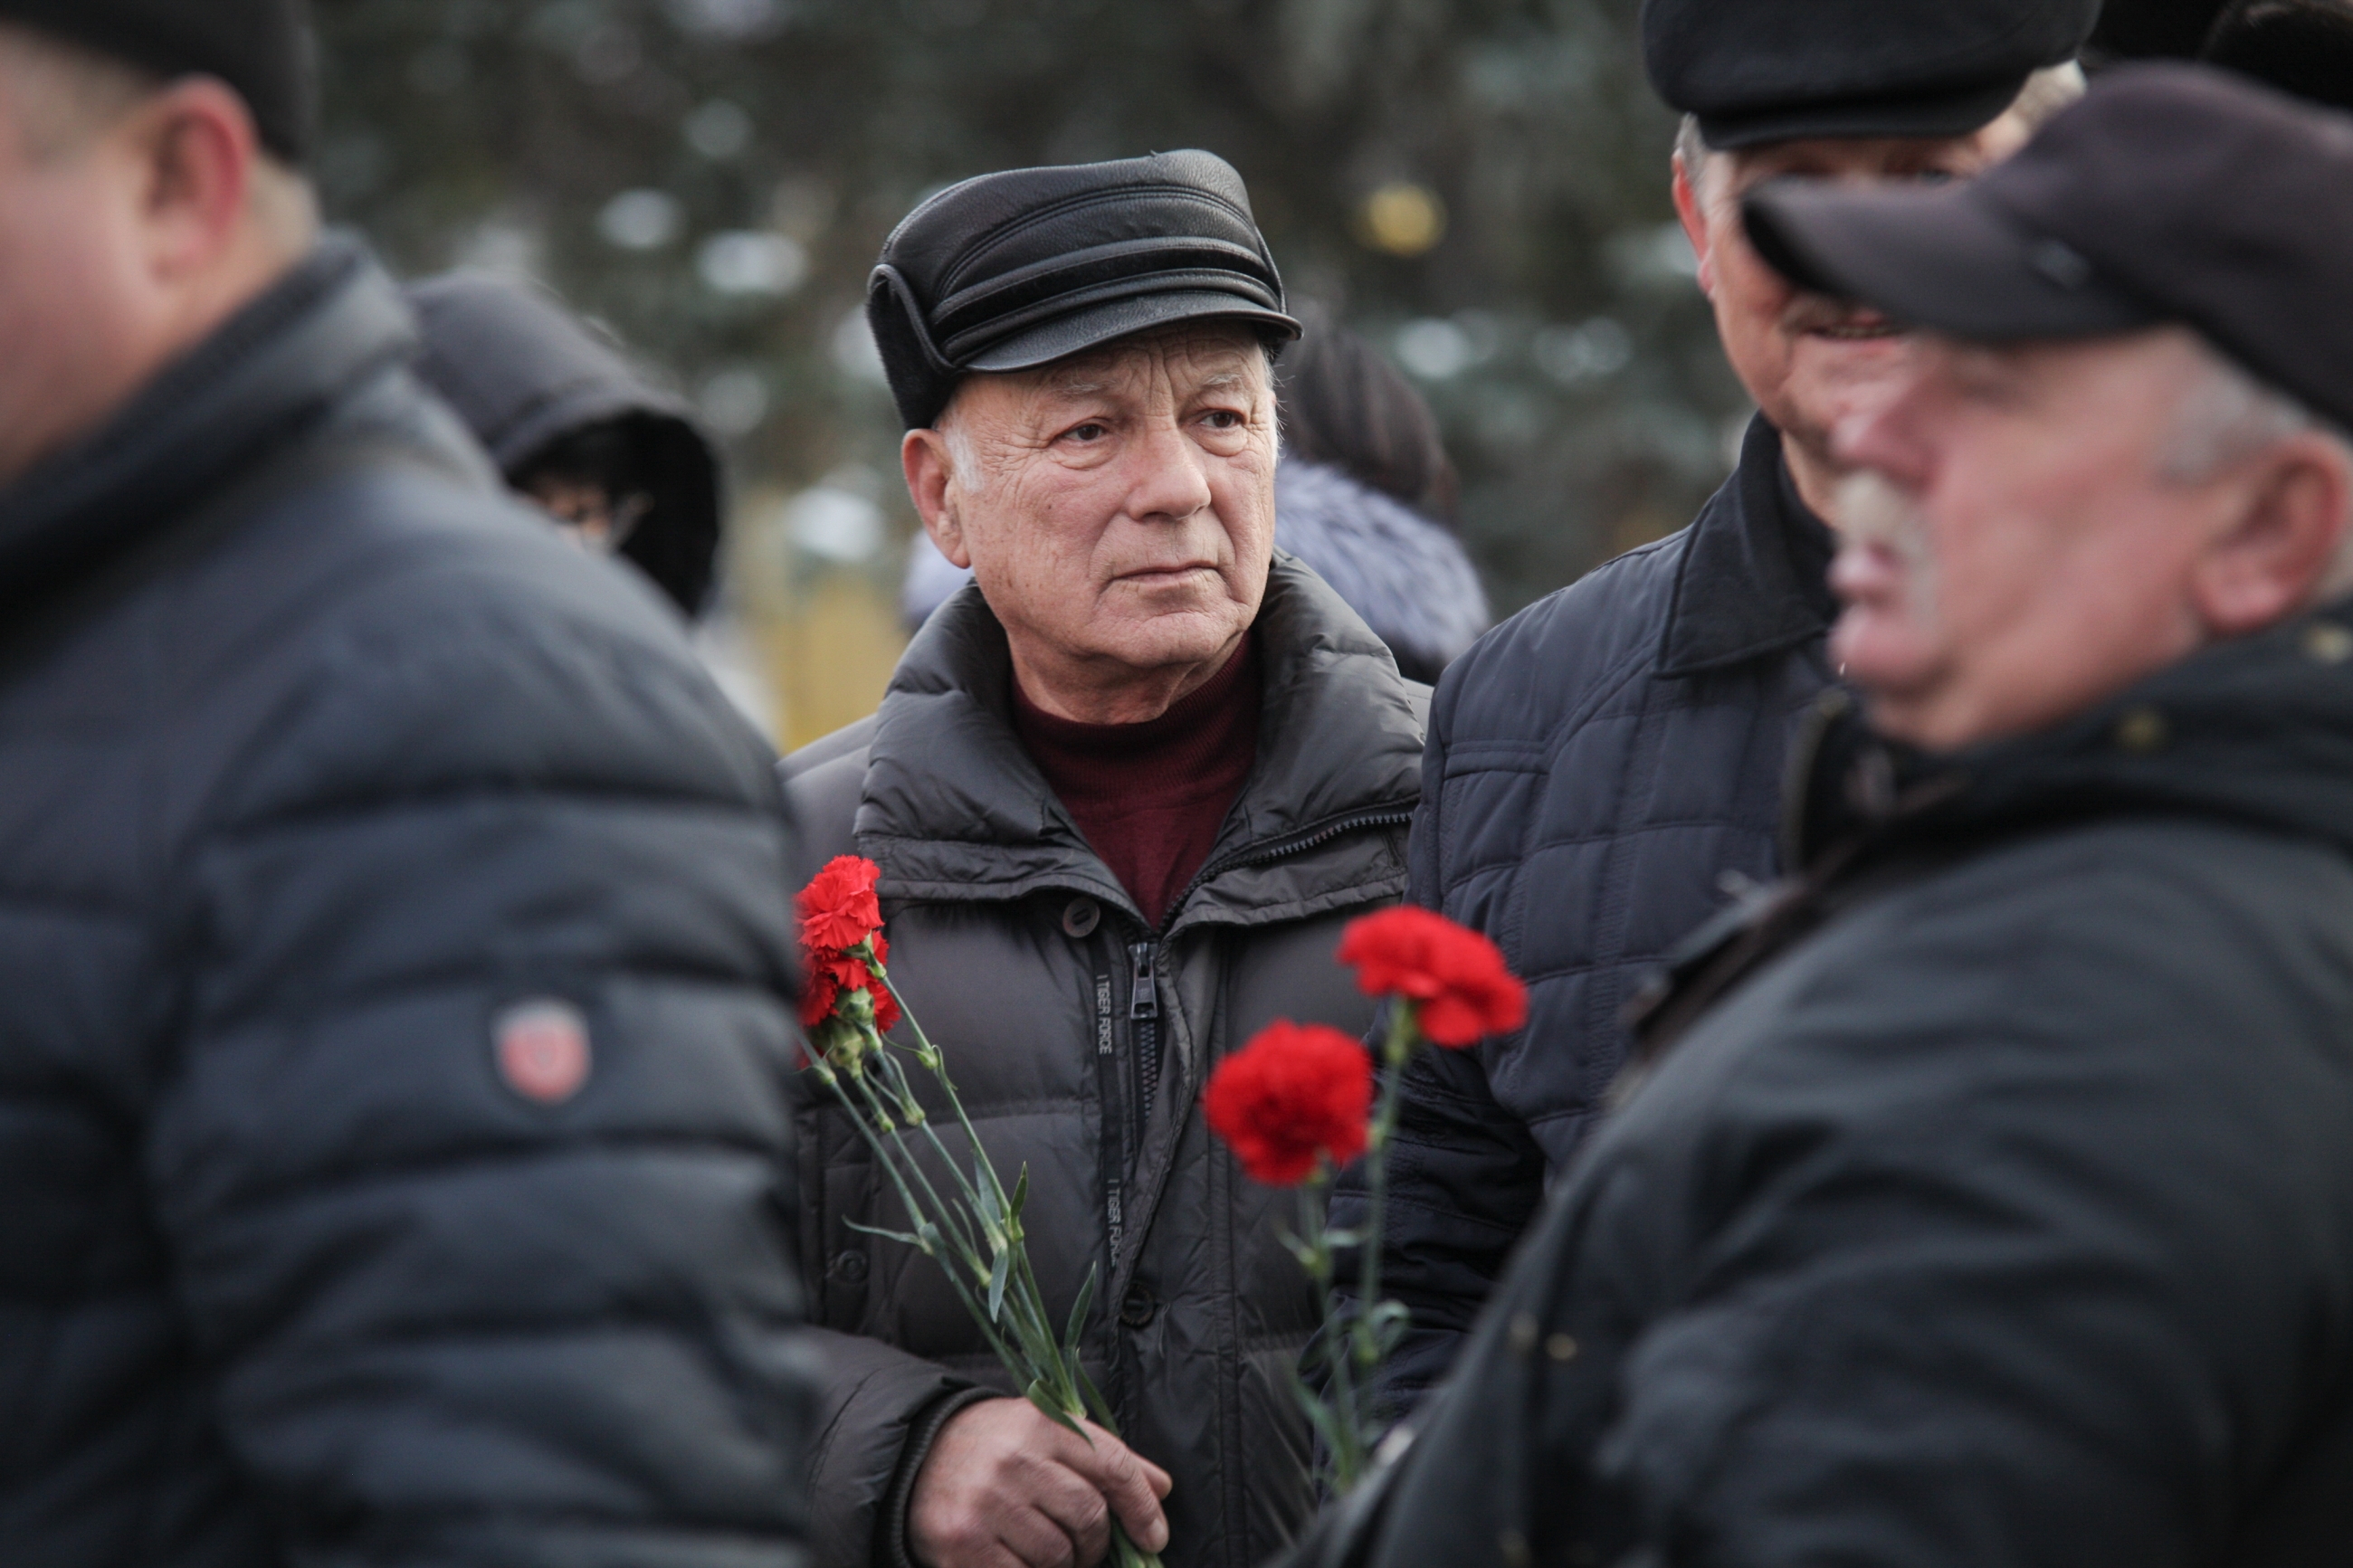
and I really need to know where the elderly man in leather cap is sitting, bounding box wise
[784,153,1426,1568]
[0,3,812,1563]
[1298,63,2353,1568]
[1335,0,2101,1414]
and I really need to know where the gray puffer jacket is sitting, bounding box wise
[0,241,810,1566]
[785,558,1425,1568]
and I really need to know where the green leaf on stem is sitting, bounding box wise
[1073,1355,1116,1432]
[1025,1380,1084,1434]
[1294,1379,1347,1449]
[1065,1265,1099,1354]
[986,1244,1012,1322]
[844,1219,926,1250]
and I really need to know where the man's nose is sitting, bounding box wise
[1122,416,1216,522]
[1832,362,1934,490]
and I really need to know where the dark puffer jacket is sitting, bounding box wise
[0,242,811,1566]
[1298,602,2353,1568]
[785,559,1425,1568]
[1331,415,1836,1403]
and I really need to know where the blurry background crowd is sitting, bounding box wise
[310,0,2227,746]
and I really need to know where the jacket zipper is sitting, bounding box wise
[1129,939,1161,1126]
[1096,806,1412,1343]
[1164,806,1416,930]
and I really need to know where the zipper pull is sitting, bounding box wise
[1129,942,1159,1021]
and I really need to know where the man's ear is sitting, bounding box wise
[902,427,971,569]
[1671,153,1717,299]
[124,79,258,283]
[2191,434,2353,636]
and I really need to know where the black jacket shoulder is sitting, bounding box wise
[0,242,810,1568]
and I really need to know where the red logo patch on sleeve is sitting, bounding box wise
[494,999,593,1105]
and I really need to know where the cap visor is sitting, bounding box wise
[1699,76,2024,150]
[966,291,1301,375]
[1742,177,2157,341]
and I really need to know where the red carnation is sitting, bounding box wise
[799,966,841,1031]
[1203,1021,1373,1187]
[798,855,885,954]
[861,984,902,1035]
[799,932,900,1033]
[1337,907,1527,1048]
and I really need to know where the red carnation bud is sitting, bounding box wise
[1203,1021,1373,1187]
[1337,907,1527,1047]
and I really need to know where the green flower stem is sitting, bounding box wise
[866,1033,1073,1415]
[873,959,1024,1243]
[1350,1003,1420,1383]
[831,955,1162,1567]
[1299,1172,1370,1493]
[867,965,1100,1423]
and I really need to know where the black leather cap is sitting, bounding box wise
[1742,64,2353,432]
[867,149,1300,432]
[2203,0,2353,113]
[0,0,315,162]
[1643,0,2100,148]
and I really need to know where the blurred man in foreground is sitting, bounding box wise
[1337,0,2101,1412]
[0,4,812,1562]
[1301,64,2353,1568]
[786,152,1425,1568]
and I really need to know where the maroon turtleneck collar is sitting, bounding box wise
[1012,637,1262,929]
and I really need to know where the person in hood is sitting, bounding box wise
[1269,306,1489,684]
[787,151,1426,1568]
[1330,0,2098,1421]
[0,5,812,1564]
[903,306,1490,684]
[1296,63,2353,1568]
[407,270,724,617]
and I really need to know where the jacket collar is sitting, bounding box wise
[1655,413,1839,678]
[1633,594,2353,1067]
[0,237,416,622]
[855,553,1424,926]
[1786,594,2353,874]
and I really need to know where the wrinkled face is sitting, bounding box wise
[1830,328,2244,750]
[929,323,1278,683]
[1679,119,2033,469]
[0,49,166,487]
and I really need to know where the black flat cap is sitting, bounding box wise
[1643,0,2101,148]
[2203,0,2353,112]
[868,149,1300,432]
[1742,64,2353,432]
[0,0,314,162]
